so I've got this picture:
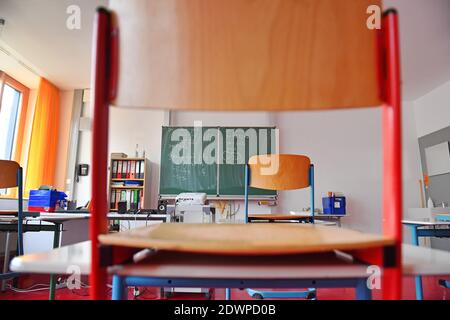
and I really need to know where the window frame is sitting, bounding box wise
[0,71,30,198]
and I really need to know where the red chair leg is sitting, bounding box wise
[380,9,402,300]
[90,8,113,300]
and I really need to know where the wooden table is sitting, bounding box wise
[10,240,450,300]
[97,224,394,255]
[91,223,401,300]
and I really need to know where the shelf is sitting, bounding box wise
[111,186,144,189]
[110,157,148,212]
[112,157,146,161]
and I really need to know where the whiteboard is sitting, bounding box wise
[425,142,450,176]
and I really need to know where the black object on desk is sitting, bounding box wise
[118,201,128,214]
[158,200,168,214]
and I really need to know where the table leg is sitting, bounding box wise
[49,223,61,300]
[112,275,128,300]
[1,232,11,291]
[409,225,424,300]
[355,278,372,300]
[225,288,231,300]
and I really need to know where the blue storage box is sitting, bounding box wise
[29,189,67,212]
[322,196,346,215]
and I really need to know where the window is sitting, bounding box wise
[0,71,30,196]
[0,84,21,159]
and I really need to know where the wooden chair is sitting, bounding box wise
[245,154,315,224]
[91,0,402,300]
[0,160,24,289]
[244,154,316,299]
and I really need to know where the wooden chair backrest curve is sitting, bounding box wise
[109,0,382,110]
[248,154,311,191]
[0,160,20,189]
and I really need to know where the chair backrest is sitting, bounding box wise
[0,160,24,255]
[109,0,382,110]
[248,154,311,191]
[0,160,20,189]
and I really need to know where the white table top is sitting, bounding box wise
[289,211,347,218]
[402,245,450,275]
[402,219,450,226]
[11,240,91,275]
[0,213,167,223]
[10,240,450,278]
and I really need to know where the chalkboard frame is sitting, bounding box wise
[159,126,278,199]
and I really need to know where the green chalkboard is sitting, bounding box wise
[219,127,276,196]
[160,127,217,195]
[160,126,277,197]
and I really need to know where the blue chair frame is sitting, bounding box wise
[242,162,316,300]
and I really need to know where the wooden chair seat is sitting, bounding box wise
[99,223,394,256]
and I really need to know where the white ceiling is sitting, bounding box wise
[0,0,107,90]
[385,0,450,100]
[0,0,449,100]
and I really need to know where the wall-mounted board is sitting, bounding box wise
[160,126,277,198]
[425,142,450,176]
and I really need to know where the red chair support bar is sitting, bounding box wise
[380,9,402,300]
[90,8,114,300]
[90,7,403,300]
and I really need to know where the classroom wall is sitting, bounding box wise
[172,106,423,233]
[54,90,74,191]
[171,111,277,220]
[72,98,91,206]
[67,95,428,236]
[403,102,425,223]
[75,104,422,233]
[278,104,422,234]
[72,97,167,208]
[108,107,167,208]
[410,80,450,250]
[413,80,450,138]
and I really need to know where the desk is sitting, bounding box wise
[10,241,450,300]
[0,216,61,294]
[402,218,450,300]
[38,212,167,221]
[249,213,346,227]
[1,214,87,298]
[1,212,166,298]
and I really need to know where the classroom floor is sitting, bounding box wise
[0,276,448,300]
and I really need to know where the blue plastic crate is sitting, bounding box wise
[29,190,67,212]
[322,196,346,215]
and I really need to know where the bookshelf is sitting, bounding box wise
[108,157,149,212]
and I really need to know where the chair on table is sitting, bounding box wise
[244,154,316,299]
[245,154,315,225]
[90,1,403,300]
[0,160,24,291]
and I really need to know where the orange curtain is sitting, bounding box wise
[25,78,60,196]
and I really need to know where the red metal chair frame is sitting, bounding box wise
[89,8,402,300]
